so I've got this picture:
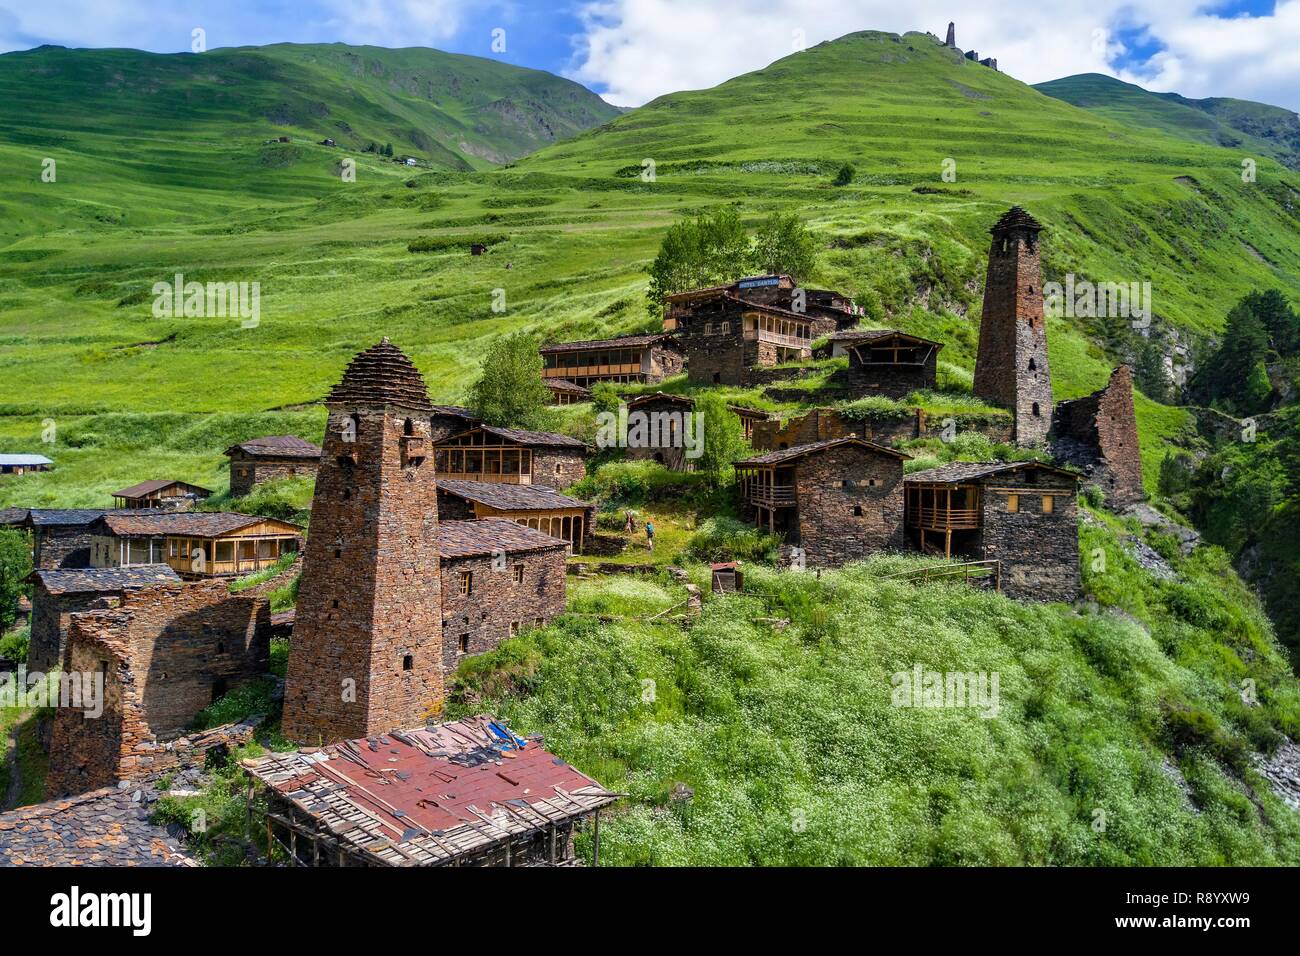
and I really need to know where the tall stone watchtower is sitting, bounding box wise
[973,207,1053,446]
[282,339,444,745]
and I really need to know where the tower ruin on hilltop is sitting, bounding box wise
[973,207,1054,446]
[281,339,445,744]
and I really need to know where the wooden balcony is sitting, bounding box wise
[906,507,981,531]
[543,363,643,379]
[744,329,810,350]
[747,485,797,509]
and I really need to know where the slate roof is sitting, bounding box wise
[242,715,618,867]
[904,460,1080,484]
[24,508,170,527]
[827,328,944,349]
[224,434,323,459]
[0,454,53,467]
[0,786,196,867]
[436,519,570,559]
[539,332,676,353]
[0,507,29,526]
[28,565,181,595]
[430,404,479,420]
[991,206,1043,233]
[326,338,435,412]
[728,405,770,420]
[735,436,911,467]
[438,480,590,512]
[440,425,588,450]
[111,479,211,499]
[626,391,694,409]
[94,511,303,538]
[544,379,592,395]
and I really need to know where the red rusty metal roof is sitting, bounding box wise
[243,715,619,866]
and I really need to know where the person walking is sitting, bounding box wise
[645,520,655,551]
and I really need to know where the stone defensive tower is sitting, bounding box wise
[945,22,956,47]
[973,207,1053,446]
[282,339,444,745]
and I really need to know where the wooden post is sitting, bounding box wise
[593,810,601,867]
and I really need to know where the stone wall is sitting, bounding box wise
[27,586,125,673]
[752,407,1014,452]
[228,453,319,498]
[682,322,750,386]
[624,397,696,471]
[532,448,587,490]
[33,526,95,570]
[791,444,905,566]
[844,350,938,399]
[977,476,1080,602]
[439,547,566,672]
[44,579,273,796]
[1051,366,1144,507]
[648,343,687,382]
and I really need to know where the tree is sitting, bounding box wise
[1132,337,1170,404]
[1244,288,1299,356]
[468,331,553,431]
[694,392,751,489]
[751,212,818,281]
[1192,297,1270,413]
[0,528,32,632]
[646,207,751,311]
[832,163,855,186]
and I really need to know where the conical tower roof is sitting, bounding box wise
[325,338,434,412]
[990,206,1043,234]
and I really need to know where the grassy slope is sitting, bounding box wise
[3,32,1299,507]
[1036,73,1300,172]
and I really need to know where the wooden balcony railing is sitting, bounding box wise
[906,507,981,530]
[743,329,810,350]
[544,363,642,379]
[747,485,797,508]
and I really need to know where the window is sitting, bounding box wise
[458,634,470,653]
[513,564,525,584]
[555,463,562,475]
[459,571,472,595]
[1007,494,1019,513]
[1042,495,1054,514]
[720,321,731,335]
[215,641,226,655]
[535,617,544,627]
[215,541,234,564]
[509,621,521,637]
[852,505,863,517]
[168,539,178,559]
[1031,402,1041,417]
[402,654,414,671]
[1028,358,1036,371]
[212,678,227,702]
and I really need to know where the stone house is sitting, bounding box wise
[903,460,1080,602]
[224,434,322,498]
[665,275,862,338]
[432,424,588,490]
[829,329,943,398]
[429,404,481,441]
[972,207,1054,446]
[436,480,594,553]
[87,511,302,579]
[540,333,685,388]
[1051,365,1144,507]
[25,565,182,672]
[23,509,167,570]
[623,392,699,471]
[680,296,815,386]
[734,437,911,567]
[437,518,568,670]
[44,578,274,797]
[110,479,211,511]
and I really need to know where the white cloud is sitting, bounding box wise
[569,0,1300,112]
[319,0,465,47]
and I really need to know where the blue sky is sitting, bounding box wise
[0,1,1296,110]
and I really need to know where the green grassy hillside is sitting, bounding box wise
[0,29,1297,507]
[1036,73,1300,172]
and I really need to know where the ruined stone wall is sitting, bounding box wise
[531,449,587,490]
[972,226,1053,446]
[439,547,566,672]
[282,402,445,745]
[792,445,905,567]
[1051,366,1144,507]
[624,398,695,471]
[434,490,478,521]
[26,587,124,673]
[33,526,94,570]
[228,453,319,498]
[977,478,1080,602]
[44,580,271,796]
[648,343,686,382]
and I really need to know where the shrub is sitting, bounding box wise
[685,516,780,563]
[832,163,855,186]
[0,627,29,664]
